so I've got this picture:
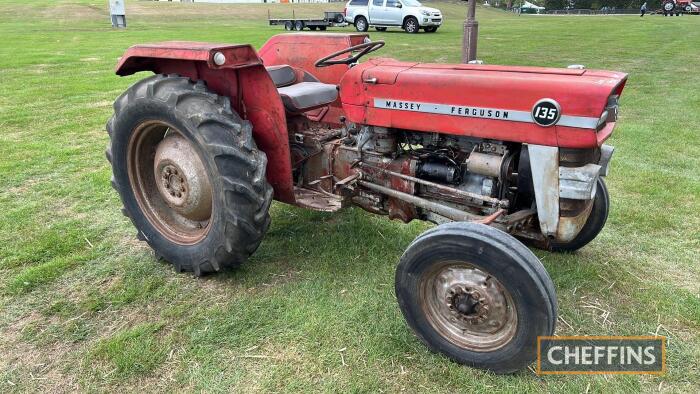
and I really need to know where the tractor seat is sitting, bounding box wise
[266,65,297,87]
[277,82,338,113]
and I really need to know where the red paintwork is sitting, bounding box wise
[116,41,261,76]
[258,33,369,125]
[339,59,627,149]
[114,34,628,206]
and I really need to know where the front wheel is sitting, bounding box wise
[395,222,557,373]
[404,17,419,33]
[355,16,368,32]
[106,75,273,276]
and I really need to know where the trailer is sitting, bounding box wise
[268,10,347,31]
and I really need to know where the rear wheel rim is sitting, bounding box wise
[419,261,518,351]
[127,120,213,245]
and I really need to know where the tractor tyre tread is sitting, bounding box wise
[106,74,272,276]
[395,222,557,373]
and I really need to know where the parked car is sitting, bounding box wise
[344,0,442,33]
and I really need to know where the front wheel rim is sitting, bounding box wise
[127,120,213,245]
[407,20,416,32]
[419,261,518,351]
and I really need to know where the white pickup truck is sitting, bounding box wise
[344,0,443,34]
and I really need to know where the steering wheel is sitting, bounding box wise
[314,41,385,68]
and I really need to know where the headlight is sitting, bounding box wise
[597,95,619,128]
[421,10,430,16]
[606,95,619,122]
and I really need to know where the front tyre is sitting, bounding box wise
[395,222,557,373]
[404,17,419,33]
[355,16,368,32]
[106,75,273,276]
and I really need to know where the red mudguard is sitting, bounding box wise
[115,41,296,203]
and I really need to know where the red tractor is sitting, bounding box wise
[662,0,699,15]
[107,34,626,373]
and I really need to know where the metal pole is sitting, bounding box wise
[462,0,479,63]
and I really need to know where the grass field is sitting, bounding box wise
[0,0,699,392]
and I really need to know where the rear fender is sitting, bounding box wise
[115,41,295,203]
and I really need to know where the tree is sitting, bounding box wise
[544,0,568,9]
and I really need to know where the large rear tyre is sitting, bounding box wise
[395,222,557,373]
[106,75,273,276]
[549,178,609,252]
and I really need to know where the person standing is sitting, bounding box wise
[641,2,647,17]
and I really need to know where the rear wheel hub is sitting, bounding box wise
[127,121,213,244]
[154,133,212,221]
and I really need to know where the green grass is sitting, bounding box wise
[0,0,698,391]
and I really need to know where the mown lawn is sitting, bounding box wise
[0,0,698,392]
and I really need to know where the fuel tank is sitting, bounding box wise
[339,59,628,149]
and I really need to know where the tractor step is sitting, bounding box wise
[293,187,344,212]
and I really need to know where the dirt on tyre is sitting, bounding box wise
[395,222,557,373]
[106,74,273,276]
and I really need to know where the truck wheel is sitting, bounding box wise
[294,20,304,31]
[404,17,419,33]
[424,26,438,33]
[549,178,609,253]
[375,27,387,31]
[106,75,273,276]
[395,222,557,373]
[334,14,345,23]
[284,21,293,31]
[355,16,368,32]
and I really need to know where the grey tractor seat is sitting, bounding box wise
[265,65,296,87]
[277,82,338,113]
